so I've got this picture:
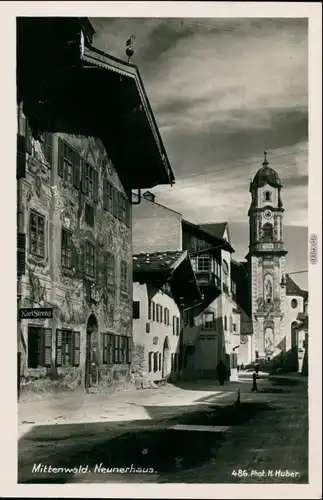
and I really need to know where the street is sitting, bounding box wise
[18,373,308,484]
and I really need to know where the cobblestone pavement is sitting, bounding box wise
[18,374,308,484]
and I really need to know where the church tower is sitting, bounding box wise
[247,151,288,361]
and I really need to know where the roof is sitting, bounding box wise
[251,154,282,188]
[286,274,308,298]
[199,222,228,240]
[16,17,175,190]
[133,251,185,274]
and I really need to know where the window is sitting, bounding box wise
[61,229,72,269]
[148,351,153,372]
[103,180,113,213]
[203,312,215,330]
[231,281,237,296]
[153,352,158,372]
[291,298,298,309]
[156,304,160,323]
[264,191,272,202]
[195,253,211,272]
[85,203,95,227]
[43,132,53,166]
[160,306,163,323]
[102,333,114,364]
[103,334,131,364]
[233,323,237,332]
[114,335,123,364]
[171,353,179,372]
[262,223,273,241]
[58,139,80,188]
[148,300,152,320]
[164,308,167,324]
[133,301,140,319]
[151,301,156,322]
[158,352,162,371]
[27,326,52,368]
[105,252,115,286]
[173,316,180,335]
[222,260,230,293]
[120,260,128,292]
[224,315,228,331]
[55,330,80,367]
[29,210,45,258]
[85,241,95,278]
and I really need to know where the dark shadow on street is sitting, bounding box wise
[18,402,275,484]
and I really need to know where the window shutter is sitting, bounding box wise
[42,328,52,367]
[55,329,63,367]
[126,336,132,364]
[148,352,153,372]
[158,352,162,371]
[58,138,64,177]
[173,316,175,335]
[148,301,151,320]
[110,334,115,364]
[17,134,26,179]
[102,333,107,364]
[93,169,99,203]
[112,188,118,218]
[73,150,80,188]
[103,180,109,211]
[133,301,140,319]
[17,232,26,276]
[44,132,53,167]
[177,317,180,336]
[153,352,158,372]
[152,302,155,322]
[25,119,33,155]
[72,331,81,366]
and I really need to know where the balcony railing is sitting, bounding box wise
[195,271,221,289]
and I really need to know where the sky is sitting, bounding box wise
[90,17,308,289]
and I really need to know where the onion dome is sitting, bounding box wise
[252,151,282,188]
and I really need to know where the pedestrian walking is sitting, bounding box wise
[241,362,245,372]
[255,362,260,375]
[216,360,227,386]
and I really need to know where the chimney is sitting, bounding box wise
[142,191,155,203]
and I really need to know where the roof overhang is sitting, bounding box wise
[182,219,234,253]
[134,251,202,305]
[16,17,175,191]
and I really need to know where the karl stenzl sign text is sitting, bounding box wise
[19,308,53,319]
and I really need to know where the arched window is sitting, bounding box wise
[262,223,273,241]
[264,191,272,202]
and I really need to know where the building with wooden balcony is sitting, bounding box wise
[132,251,201,387]
[16,17,174,397]
[132,192,241,381]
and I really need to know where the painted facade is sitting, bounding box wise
[19,111,133,393]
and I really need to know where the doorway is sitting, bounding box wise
[162,336,170,378]
[85,314,98,390]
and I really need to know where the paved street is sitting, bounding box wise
[18,374,308,484]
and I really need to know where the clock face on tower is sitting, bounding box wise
[264,209,272,220]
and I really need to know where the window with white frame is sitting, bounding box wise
[203,312,215,330]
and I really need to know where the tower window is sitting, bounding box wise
[264,191,272,202]
[291,299,298,309]
[262,223,273,241]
